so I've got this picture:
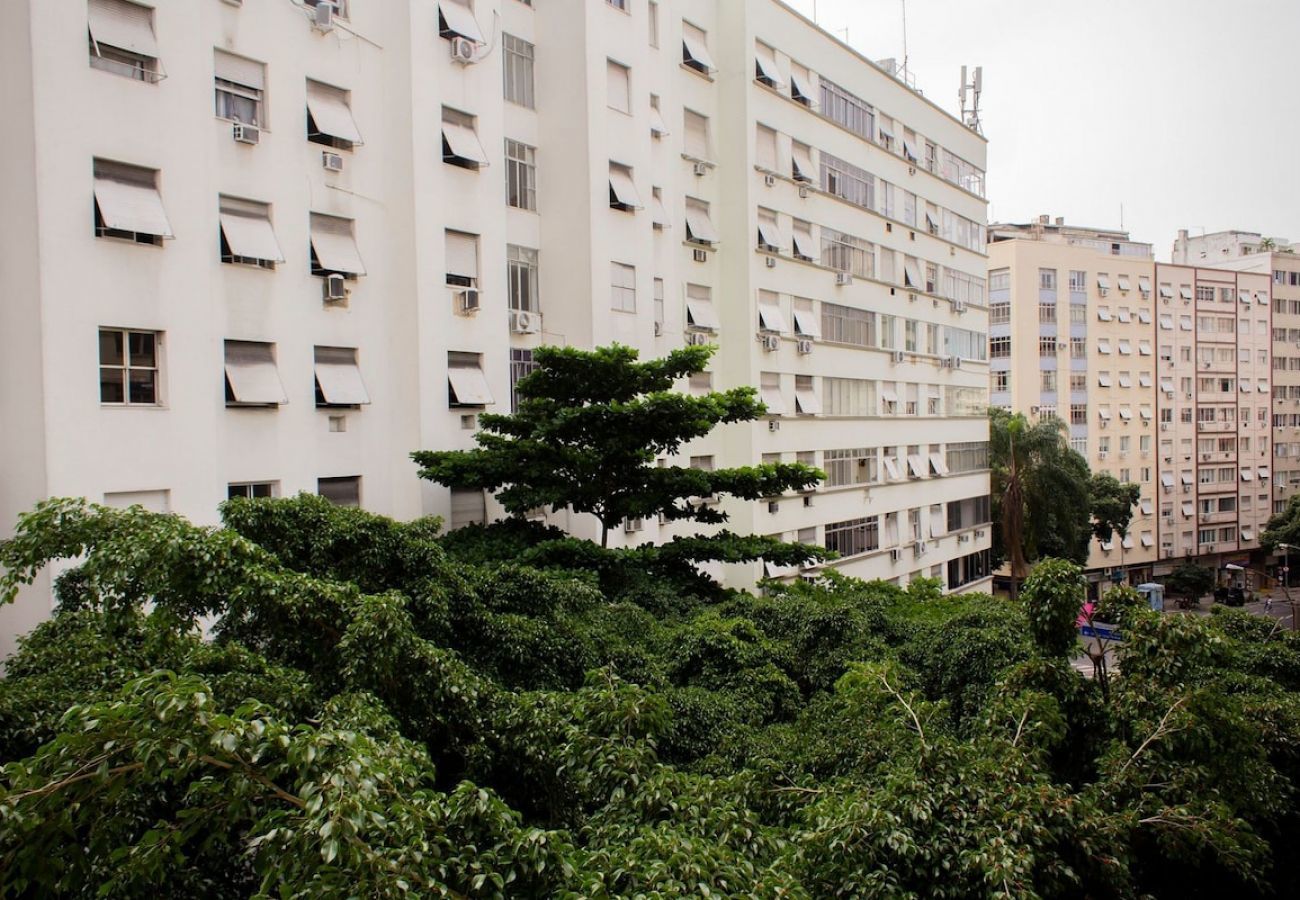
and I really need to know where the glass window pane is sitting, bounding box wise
[128,369,156,404]
[100,367,125,404]
[128,331,156,367]
[99,330,124,366]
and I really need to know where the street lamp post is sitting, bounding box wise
[1278,544,1296,631]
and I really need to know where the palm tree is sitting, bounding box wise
[990,409,1092,599]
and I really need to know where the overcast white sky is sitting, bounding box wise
[785,0,1300,260]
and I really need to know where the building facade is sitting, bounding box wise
[0,0,991,657]
[990,218,1272,593]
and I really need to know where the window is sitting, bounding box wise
[611,262,636,312]
[507,245,538,312]
[821,302,874,347]
[444,230,479,287]
[648,1,660,47]
[99,328,159,405]
[448,351,494,407]
[755,42,783,88]
[791,142,815,184]
[792,220,817,262]
[681,21,715,75]
[214,51,265,126]
[505,139,537,210]
[318,476,361,508]
[225,340,287,407]
[219,196,284,269]
[757,291,787,333]
[654,278,665,330]
[1039,337,1057,357]
[757,208,784,252]
[1039,268,1057,290]
[606,59,631,113]
[510,348,539,411]
[502,34,535,108]
[821,228,873,278]
[760,372,785,415]
[92,159,173,245]
[684,198,718,246]
[607,0,628,9]
[790,62,814,106]
[990,336,1010,358]
[88,0,160,82]
[609,162,642,212]
[1069,270,1086,292]
[824,517,879,558]
[306,80,363,149]
[442,107,489,169]
[683,109,710,160]
[649,95,669,139]
[820,152,875,210]
[228,482,277,500]
[685,284,719,331]
[310,214,365,279]
[314,347,370,409]
[989,302,1010,325]
[439,0,485,43]
[822,378,874,416]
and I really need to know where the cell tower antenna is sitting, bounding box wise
[959,65,984,134]
[901,0,909,81]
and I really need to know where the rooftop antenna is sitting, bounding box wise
[959,65,983,134]
[901,0,910,82]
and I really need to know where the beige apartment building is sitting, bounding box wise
[0,0,991,658]
[990,218,1272,594]
[1173,231,1300,526]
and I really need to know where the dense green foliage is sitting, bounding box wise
[1162,561,1217,606]
[1263,493,1300,554]
[4,499,1300,897]
[413,344,823,549]
[1088,473,1142,548]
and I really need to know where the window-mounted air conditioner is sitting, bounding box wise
[798,185,810,199]
[685,331,710,346]
[953,356,963,369]
[891,350,905,363]
[692,161,709,177]
[323,273,348,302]
[767,500,780,513]
[796,339,813,355]
[510,310,541,334]
[458,288,481,313]
[322,151,344,172]
[765,256,777,268]
[313,2,335,31]
[768,420,780,432]
[233,123,260,144]
[450,37,477,64]
[623,517,643,533]
[835,272,853,286]
[760,334,780,352]
[693,248,708,263]
[763,173,776,187]
[889,548,901,562]
[653,321,663,337]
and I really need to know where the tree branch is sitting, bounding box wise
[877,672,927,753]
[1118,696,1188,777]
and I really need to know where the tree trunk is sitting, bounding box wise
[601,521,609,548]
[1003,433,1027,601]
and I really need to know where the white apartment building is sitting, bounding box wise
[0,0,991,657]
[991,218,1272,595]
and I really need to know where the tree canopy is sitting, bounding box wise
[1088,472,1142,546]
[3,498,1300,897]
[413,344,822,548]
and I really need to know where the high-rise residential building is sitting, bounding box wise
[0,0,991,655]
[1174,230,1300,523]
[990,217,1272,595]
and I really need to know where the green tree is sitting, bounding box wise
[1021,558,1086,659]
[1089,473,1142,579]
[989,409,1092,597]
[413,344,822,548]
[1262,494,1300,554]
[1162,561,1216,609]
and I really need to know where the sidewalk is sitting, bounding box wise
[1163,591,1296,627]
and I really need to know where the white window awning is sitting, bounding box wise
[877,124,895,142]
[1141,533,1154,547]
[225,341,287,405]
[789,71,814,103]
[1117,275,1132,291]
[1137,310,1152,324]
[443,121,489,165]
[1139,374,1153,387]
[1242,528,1256,541]
[1258,381,1269,393]
[1098,408,1112,420]
[1159,315,1173,329]
[757,219,785,251]
[310,217,365,275]
[882,457,902,481]
[763,560,799,579]
[1159,284,1174,299]
[1118,375,1133,387]
[88,0,158,57]
[1140,407,1153,420]
[1179,285,1193,300]
[761,384,786,415]
[1180,316,1193,330]
[1138,341,1152,355]
[315,347,371,406]
[1099,375,1112,387]
[1180,472,1193,485]
[1160,379,1174,392]
[1121,535,1135,549]
[1241,382,1252,393]
[1119,407,1133,420]
[1098,341,1111,355]
[448,364,494,406]
[1139,276,1152,293]
[685,205,719,244]
[758,305,788,333]
[929,452,949,476]
[1181,501,1193,516]
[609,167,643,209]
[902,138,919,162]
[306,83,364,145]
[651,192,670,229]
[903,258,923,289]
[220,212,285,263]
[1141,498,1153,514]
[1118,341,1132,355]
[649,105,669,137]
[1097,274,1112,291]
[1100,540,1114,552]
[682,34,716,72]
[1260,466,1272,479]
[94,177,174,238]
[1241,468,1255,481]
[792,308,821,338]
[1256,291,1268,305]
[906,454,925,478]
[1097,308,1112,321]
[1239,289,1252,304]
[881,388,900,404]
[791,152,815,183]
[440,1,485,42]
[686,299,720,331]
[794,386,822,415]
[755,53,783,86]
[792,230,818,262]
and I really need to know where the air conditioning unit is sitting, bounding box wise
[913,541,927,558]
[767,500,780,514]
[623,517,643,533]
[322,151,344,172]
[653,321,663,337]
[889,548,901,562]
[1098,451,1108,460]
[458,288,481,313]
[763,173,776,187]
[685,331,711,346]
[312,1,335,31]
[796,339,813,355]
[765,256,777,268]
[940,356,953,369]
[693,248,708,263]
[835,272,853,286]
[798,185,810,199]
[450,37,477,64]
[952,300,967,314]
[1182,485,1191,494]
[768,420,780,432]
[693,161,709,176]
[232,123,260,144]
[891,350,905,364]
[323,273,348,302]
[760,334,780,352]
[953,356,963,369]
[510,310,541,334]
[957,533,970,543]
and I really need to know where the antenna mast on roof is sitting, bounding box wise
[901,0,910,82]
[959,65,983,135]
